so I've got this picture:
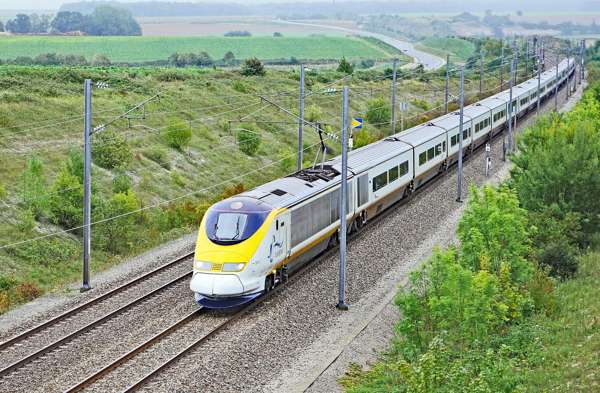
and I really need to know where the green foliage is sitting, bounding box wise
[366,97,391,128]
[352,129,378,149]
[19,155,49,219]
[232,80,250,93]
[48,166,83,229]
[163,120,192,150]
[241,57,266,76]
[93,130,132,169]
[458,186,532,284]
[337,56,354,74]
[305,104,323,123]
[112,172,133,194]
[236,124,261,156]
[278,148,296,173]
[97,190,140,254]
[84,5,141,36]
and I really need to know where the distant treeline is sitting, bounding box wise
[60,0,599,18]
[2,5,141,36]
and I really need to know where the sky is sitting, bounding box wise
[1,0,334,11]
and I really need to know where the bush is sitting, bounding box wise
[224,30,251,37]
[273,32,283,37]
[305,104,323,123]
[93,130,132,169]
[0,292,9,314]
[112,172,132,194]
[236,125,261,156]
[352,128,378,149]
[366,97,391,128]
[232,80,250,93]
[48,166,83,229]
[163,120,192,150]
[337,57,354,74]
[97,190,140,254]
[90,54,111,67]
[15,282,41,302]
[19,155,49,219]
[241,57,266,76]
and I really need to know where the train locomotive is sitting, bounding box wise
[190,57,576,309]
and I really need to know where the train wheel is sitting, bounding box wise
[264,275,273,293]
[356,211,367,230]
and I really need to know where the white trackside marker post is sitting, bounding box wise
[456,67,464,203]
[485,143,491,178]
[337,86,349,311]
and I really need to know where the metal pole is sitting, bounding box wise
[82,79,92,292]
[525,39,529,79]
[537,57,542,116]
[555,51,559,111]
[456,67,464,203]
[479,50,484,95]
[500,44,504,91]
[297,64,305,171]
[445,54,450,113]
[566,46,571,99]
[542,41,546,71]
[581,40,586,82]
[400,103,405,131]
[337,86,349,311]
[391,58,398,134]
[532,37,537,78]
[508,49,515,156]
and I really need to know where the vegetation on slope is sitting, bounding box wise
[340,64,600,393]
[415,36,476,62]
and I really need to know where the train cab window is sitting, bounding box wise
[419,151,427,165]
[427,147,435,160]
[205,198,272,245]
[399,161,409,176]
[389,166,399,182]
[373,172,388,192]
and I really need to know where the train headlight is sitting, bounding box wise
[222,263,245,272]
[194,260,212,271]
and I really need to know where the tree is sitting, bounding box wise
[50,11,85,33]
[241,57,265,76]
[6,14,32,34]
[98,191,140,253]
[366,97,391,128]
[236,124,261,156]
[84,5,141,36]
[29,14,51,34]
[223,51,236,65]
[93,130,132,169]
[337,57,354,74]
[19,155,49,219]
[0,21,5,32]
[163,120,192,150]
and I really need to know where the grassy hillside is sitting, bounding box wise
[415,37,476,62]
[0,35,401,63]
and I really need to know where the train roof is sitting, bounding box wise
[329,138,412,174]
[478,95,508,110]
[429,111,470,131]
[389,123,446,146]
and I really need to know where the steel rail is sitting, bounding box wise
[0,252,194,352]
[0,270,193,379]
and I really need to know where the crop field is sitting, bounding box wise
[415,37,476,62]
[0,35,399,62]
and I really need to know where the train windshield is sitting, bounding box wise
[205,198,271,245]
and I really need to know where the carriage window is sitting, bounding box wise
[399,161,409,176]
[427,147,435,160]
[419,152,427,165]
[373,172,388,192]
[389,166,399,182]
[451,134,458,147]
[435,143,442,156]
[442,141,447,152]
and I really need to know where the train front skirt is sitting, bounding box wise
[194,292,262,309]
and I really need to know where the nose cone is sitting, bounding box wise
[190,272,245,296]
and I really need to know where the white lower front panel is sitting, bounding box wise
[190,272,244,296]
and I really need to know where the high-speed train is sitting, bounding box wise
[190,56,577,308]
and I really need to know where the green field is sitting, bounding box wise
[415,37,476,62]
[0,35,399,62]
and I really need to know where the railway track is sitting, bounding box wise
[0,252,194,378]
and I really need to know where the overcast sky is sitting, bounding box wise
[2,0,336,11]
